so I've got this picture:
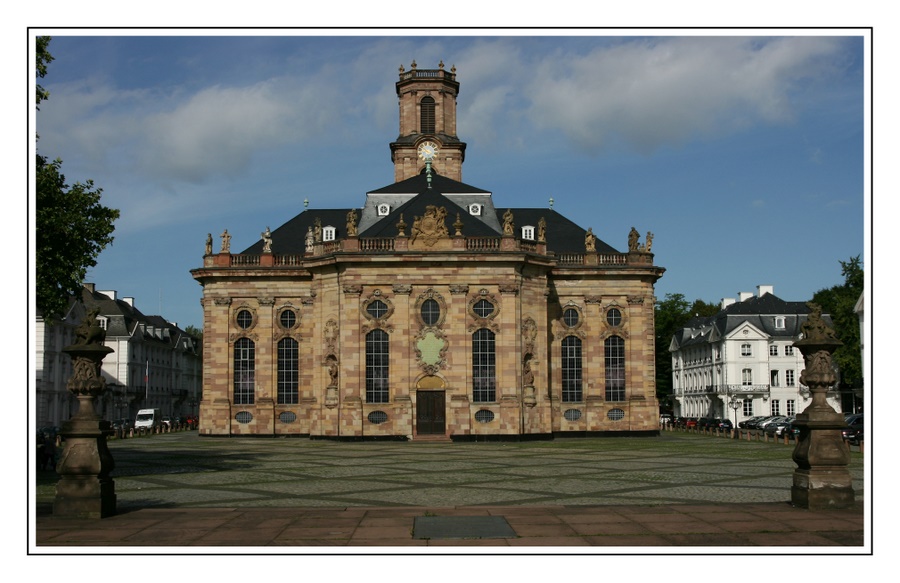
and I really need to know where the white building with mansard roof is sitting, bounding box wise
[670,285,842,426]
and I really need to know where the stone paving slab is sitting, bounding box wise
[32,432,869,552]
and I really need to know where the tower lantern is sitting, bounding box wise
[390,62,466,182]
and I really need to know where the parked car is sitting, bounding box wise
[714,419,734,432]
[659,414,673,425]
[757,416,791,431]
[843,415,863,443]
[162,416,173,428]
[111,418,134,432]
[846,426,864,445]
[738,416,765,429]
[684,417,698,428]
[765,417,794,437]
[697,418,715,430]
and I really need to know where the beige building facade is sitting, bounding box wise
[191,64,665,440]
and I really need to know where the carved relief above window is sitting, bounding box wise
[599,302,629,340]
[273,304,301,342]
[553,302,585,340]
[414,288,447,328]
[467,289,499,333]
[362,289,394,333]
[230,305,258,342]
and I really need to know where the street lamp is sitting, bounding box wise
[730,397,741,436]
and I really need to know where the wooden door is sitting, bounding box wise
[416,391,446,435]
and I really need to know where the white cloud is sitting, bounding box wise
[523,36,849,154]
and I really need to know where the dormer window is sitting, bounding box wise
[774,316,785,329]
[468,203,482,216]
[322,226,336,241]
[377,203,390,216]
[521,226,535,240]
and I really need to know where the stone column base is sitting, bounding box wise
[791,468,855,509]
[54,475,117,519]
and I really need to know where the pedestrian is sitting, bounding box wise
[42,433,56,471]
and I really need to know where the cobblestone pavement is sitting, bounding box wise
[33,431,868,550]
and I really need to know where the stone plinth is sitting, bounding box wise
[790,319,854,509]
[54,343,117,518]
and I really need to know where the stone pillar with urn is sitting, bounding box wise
[53,308,117,518]
[790,302,855,509]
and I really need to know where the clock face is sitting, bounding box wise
[417,141,438,160]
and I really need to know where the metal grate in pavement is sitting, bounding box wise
[413,516,516,539]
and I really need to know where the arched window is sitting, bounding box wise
[604,335,625,401]
[234,337,255,405]
[277,338,298,405]
[420,96,435,134]
[562,336,583,402]
[472,328,496,402]
[366,329,390,403]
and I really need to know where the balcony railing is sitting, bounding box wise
[206,237,646,268]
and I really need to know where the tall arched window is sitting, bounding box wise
[277,338,298,405]
[472,328,496,402]
[234,337,255,405]
[366,329,390,403]
[604,335,625,401]
[562,336,583,402]
[420,96,435,134]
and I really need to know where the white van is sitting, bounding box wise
[134,408,161,430]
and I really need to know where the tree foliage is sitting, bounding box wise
[654,293,719,406]
[35,37,119,320]
[811,256,864,389]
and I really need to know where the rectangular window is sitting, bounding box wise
[771,400,780,416]
[521,226,535,241]
[770,370,780,387]
[472,329,496,402]
[769,345,778,357]
[743,399,753,417]
[785,345,794,356]
[277,338,299,405]
[787,400,796,416]
[741,343,752,357]
[366,330,390,403]
[605,336,626,401]
[786,369,795,386]
[775,317,785,329]
[561,336,583,402]
[742,368,753,385]
[234,338,255,405]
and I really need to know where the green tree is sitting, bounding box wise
[811,256,864,391]
[35,37,119,320]
[654,293,719,409]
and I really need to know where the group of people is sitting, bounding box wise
[37,432,58,471]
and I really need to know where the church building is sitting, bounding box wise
[191,62,665,439]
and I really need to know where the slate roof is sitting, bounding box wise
[240,172,621,255]
[77,286,199,351]
[671,292,832,350]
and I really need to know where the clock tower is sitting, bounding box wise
[390,61,467,182]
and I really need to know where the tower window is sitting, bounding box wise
[420,96,435,134]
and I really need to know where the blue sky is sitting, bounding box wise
[34,32,867,330]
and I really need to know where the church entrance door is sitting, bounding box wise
[416,391,446,435]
